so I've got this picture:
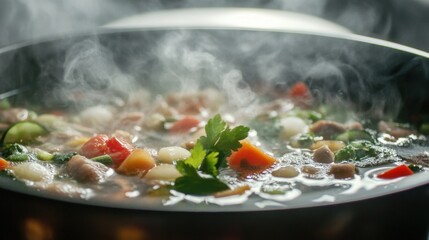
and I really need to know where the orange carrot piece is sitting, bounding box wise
[227,141,276,176]
[0,158,9,171]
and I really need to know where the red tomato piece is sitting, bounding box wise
[377,164,414,179]
[106,137,134,164]
[169,116,200,134]
[288,82,311,99]
[79,134,109,158]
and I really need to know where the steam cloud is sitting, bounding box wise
[0,0,418,121]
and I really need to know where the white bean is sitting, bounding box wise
[272,166,300,178]
[157,146,191,163]
[279,117,309,140]
[79,105,114,127]
[13,162,53,182]
[144,164,182,181]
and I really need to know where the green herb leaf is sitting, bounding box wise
[200,151,219,176]
[176,161,199,177]
[174,174,229,195]
[183,141,206,169]
[52,152,77,164]
[2,143,29,161]
[200,114,226,147]
[91,154,113,166]
[199,114,249,168]
[335,140,393,162]
[174,114,249,195]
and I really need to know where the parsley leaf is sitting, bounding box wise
[173,114,249,195]
[200,114,226,148]
[176,161,200,177]
[182,141,206,169]
[200,114,249,168]
[200,151,219,176]
[174,174,229,195]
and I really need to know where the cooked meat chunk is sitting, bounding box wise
[302,165,319,175]
[0,108,30,123]
[313,145,334,164]
[310,120,346,139]
[329,164,356,179]
[272,166,300,178]
[65,155,109,183]
[378,121,416,138]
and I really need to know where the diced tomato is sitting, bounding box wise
[169,116,200,134]
[377,164,414,179]
[80,135,134,165]
[227,141,276,176]
[79,134,109,158]
[106,137,134,164]
[288,82,311,99]
[0,158,9,171]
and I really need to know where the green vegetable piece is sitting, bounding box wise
[296,110,323,122]
[2,143,29,162]
[291,134,314,148]
[174,114,249,195]
[249,115,281,143]
[174,164,230,195]
[335,129,374,143]
[52,152,77,164]
[199,114,249,168]
[182,142,206,170]
[200,151,219,176]
[2,143,28,156]
[420,123,429,135]
[334,145,355,162]
[36,149,54,161]
[408,164,423,173]
[7,153,29,162]
[91,154,113,166]
[334,141,379,162]
[1,121,48,145]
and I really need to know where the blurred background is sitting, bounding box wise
[0,0,428,51]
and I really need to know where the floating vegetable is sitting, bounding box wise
[228,141,276,175]
[1,121,48,145]
[377,164,413,179]
[335,129,374,143]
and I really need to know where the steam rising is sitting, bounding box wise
[0,1,422,121]
[152,31,257,110]
[57,39,135,107]
[40,28,409,121]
